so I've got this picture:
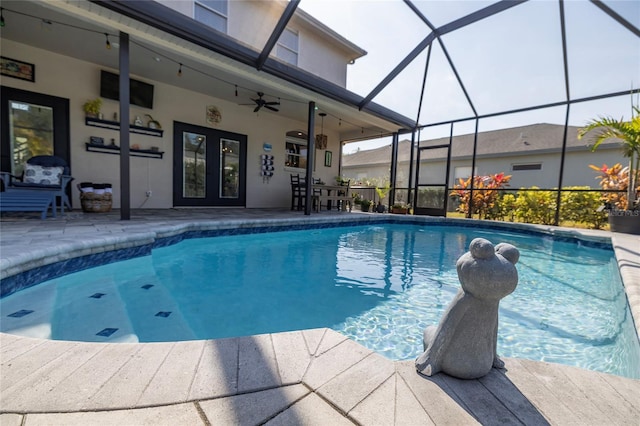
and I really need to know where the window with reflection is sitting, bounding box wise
[277,28,299,66]
[285,130,308,170]
[220,138,240,198]
[195,0,228,33]
[9,101,54,176]
[183,132,206,198]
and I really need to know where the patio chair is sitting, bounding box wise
[0,155,74,215]
[335,179,351,211]
[290,174,305,211]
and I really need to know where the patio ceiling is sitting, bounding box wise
[0,0,414,139]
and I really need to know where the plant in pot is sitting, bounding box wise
[360,199,372,212]
[391,203,410,214]
[375,184,390,213]
[83,98,103,118]
[578,105,640,234]
[145,114,162,129]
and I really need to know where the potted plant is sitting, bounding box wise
[360,199,372,212]
[145,114,162,129]
[83,98,103,118]
[335,176,347,185]
[375,184,390,213]
[391,203,409,214]
[578,104,640,234]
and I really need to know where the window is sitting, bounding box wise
[512,163,542,171]
[276,28,298,66]
[195,0,227,33]
[454,166,476,180]
[285,131,307,169]
[9,101,54,176]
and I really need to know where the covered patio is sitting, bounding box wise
[1,1,637,219]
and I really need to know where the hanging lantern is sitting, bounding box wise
[315,112,327,150]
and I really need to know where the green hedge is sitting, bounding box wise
[452,186,608,229]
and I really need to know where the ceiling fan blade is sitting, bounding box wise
[253,105,261,113]
[264,105,279,112]
[265,101,280,106]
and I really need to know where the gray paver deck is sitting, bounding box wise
[1,208,639,425]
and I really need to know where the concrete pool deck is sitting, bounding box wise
[1,208,639,425]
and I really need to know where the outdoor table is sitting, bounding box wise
[313,184,352,211]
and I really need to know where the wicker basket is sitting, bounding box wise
[79,191,112,213]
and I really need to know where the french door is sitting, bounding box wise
[173,121,247,207]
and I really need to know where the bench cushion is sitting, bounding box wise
[23,164,63,185]
[11,181,61,190]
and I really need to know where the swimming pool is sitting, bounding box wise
[1,223,639,379]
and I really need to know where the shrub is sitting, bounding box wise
[560,187,608,229]
[589,163,634,210]
[514,187,556,225]
[486,192,516,221]
[450,173,511,219]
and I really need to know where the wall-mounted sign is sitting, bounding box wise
[206,105,222,126]
[263,143,272,152]
[1,56,35,82]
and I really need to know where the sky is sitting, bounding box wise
[298,0,640,154]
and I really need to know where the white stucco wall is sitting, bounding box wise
[295,21,351,87]
[344,148,626,190]
[157,0,352,87]
[2,40,341,210]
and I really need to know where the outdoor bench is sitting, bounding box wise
[0,190,57,219]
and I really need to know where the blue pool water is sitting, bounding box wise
[1,224,639,379]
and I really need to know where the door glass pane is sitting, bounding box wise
[183,132,206,198]
[9,100,54,176]
[220,138,239,198]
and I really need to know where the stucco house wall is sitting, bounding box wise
[2,39,342,209]
[344,136,625,191]
[158,0,361,88]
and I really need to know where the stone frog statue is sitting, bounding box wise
[416,238,520,379]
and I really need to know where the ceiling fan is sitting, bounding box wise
[244,92,280,112]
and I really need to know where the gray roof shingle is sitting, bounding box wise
[342,123,620,166]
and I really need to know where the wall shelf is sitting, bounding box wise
[85,117,164,137]
[85,143,164,159]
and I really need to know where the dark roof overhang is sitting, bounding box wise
[90,0,415,131]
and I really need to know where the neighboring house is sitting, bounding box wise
[342,123,625,191]
[0,0,408,213]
